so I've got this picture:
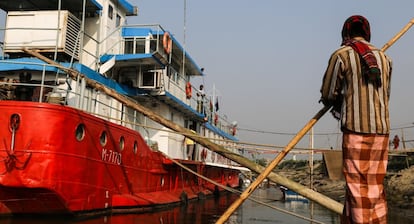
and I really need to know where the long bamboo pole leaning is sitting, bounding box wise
[216,17,414,224]
[21,17,412,220]
[23,48,344,214]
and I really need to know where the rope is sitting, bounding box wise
[160,151,326,224]
[84,110,339,153]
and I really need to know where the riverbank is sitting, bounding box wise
[273,157,414,221]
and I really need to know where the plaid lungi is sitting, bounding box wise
[342,132,389,224]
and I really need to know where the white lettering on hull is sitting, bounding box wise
[101,148,122,165]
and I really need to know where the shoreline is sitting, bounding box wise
[272,159,414,221]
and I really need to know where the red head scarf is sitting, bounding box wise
[341,15,381,86]
[341,15,371,42]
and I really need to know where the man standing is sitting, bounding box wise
[392,135,400,150]
[320,15,392,223]
[196,84,206,114]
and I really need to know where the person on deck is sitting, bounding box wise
[320,15,392,224]
[196,84,206,114]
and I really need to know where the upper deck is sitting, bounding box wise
[0,0,238,141]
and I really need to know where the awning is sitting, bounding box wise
[0,58,60,72]
[100,53,166,67]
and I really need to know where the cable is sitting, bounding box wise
[160,151,327,224]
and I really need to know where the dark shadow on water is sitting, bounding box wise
[1,188,413,224]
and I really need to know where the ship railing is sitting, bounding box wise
[97,25,238,131]
[0,59,238,144]
[61,78,242,164]
[0,60,64,101]
[162,75,236,137]
[67,81,241,164]
[1,73,243,166]
[102,27,237,137]
[99,24,166,59]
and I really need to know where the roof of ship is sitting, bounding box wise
[0,0,136,16]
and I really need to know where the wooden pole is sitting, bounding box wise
[23,48,344,214]
[381,18,414,51]
[215,106,331,224]
[22,17,412,220]
[216,17,414,224]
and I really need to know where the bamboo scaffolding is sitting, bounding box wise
[216,18,414,224]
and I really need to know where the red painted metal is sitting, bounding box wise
[0,101,240,215]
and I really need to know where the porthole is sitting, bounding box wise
[100,131,107,146]
[119,136,125,151]
[133,141,138,154]
[75,124,85,141]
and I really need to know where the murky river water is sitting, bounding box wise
[1,187,412,224]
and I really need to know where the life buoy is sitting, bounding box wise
[163,32,172,54]
[185,82,192,99]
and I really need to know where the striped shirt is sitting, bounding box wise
[320,40,392,134]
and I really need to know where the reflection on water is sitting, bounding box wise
[1,187,412,224]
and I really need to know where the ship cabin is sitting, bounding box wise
[0,0,238,162]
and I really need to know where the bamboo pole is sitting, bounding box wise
[216,18,414,224]
[381,18,414,51]
[215,106,331,224]
[23,48,344,214]
[22,17,412,220]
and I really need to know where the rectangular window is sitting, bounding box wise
[108,5,113,19]
[124,38,134,54]
[135,39,145,53]
[116,14,121,27]
[141,71,156,87]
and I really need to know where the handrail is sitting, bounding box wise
[0,58,237,142]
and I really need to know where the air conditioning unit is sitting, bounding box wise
[4,10,81,59]
[139,71,160,89]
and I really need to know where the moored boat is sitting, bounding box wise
[280,186,309,203]
[0,0,245,215]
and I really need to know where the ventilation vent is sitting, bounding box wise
[64,12,81,60]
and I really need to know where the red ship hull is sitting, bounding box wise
[0,101,240,215]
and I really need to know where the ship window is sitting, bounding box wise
[124,39,134,54]
[119,136,125,151]
[100,131,107,146]
[108,5,113,19]
[75,124,85,141]
[116,14,121,27]
[150,39,157,53]
[133,141,138,154]
[141,71,156,87]
[135,38,145,53]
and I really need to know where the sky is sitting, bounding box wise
[129,0,414,151]
[1,1,414,153]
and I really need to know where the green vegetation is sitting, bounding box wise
[255,158,268,167]
[277,159,311,170]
